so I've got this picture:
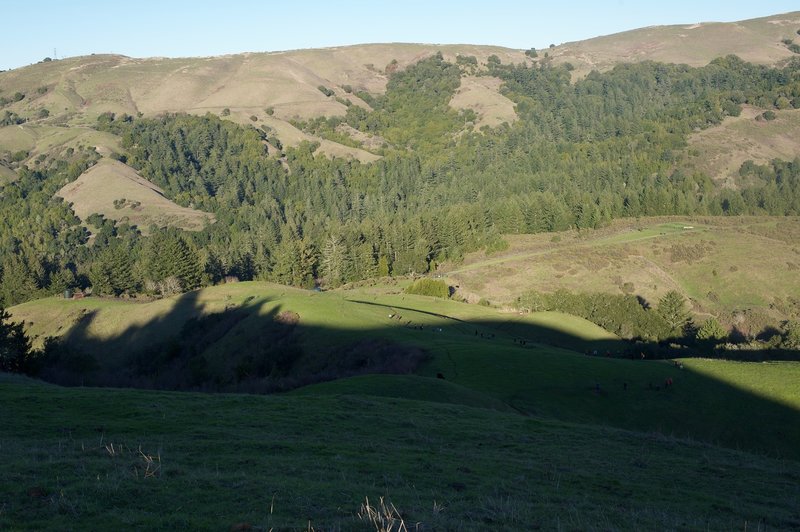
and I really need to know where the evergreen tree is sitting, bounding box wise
[657,290,690,336]
[0,255,38,306]
[143,232,202,292]
[321,235,346,287]
[0,307,33,374]
[697,318,727,342]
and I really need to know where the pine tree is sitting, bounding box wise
[0,255,39,306]
[657,290,690,336]
[321,235,346,287]
[0,307,33,373]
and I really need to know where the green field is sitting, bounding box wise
[9,281,800,459]
[2,374,799,530]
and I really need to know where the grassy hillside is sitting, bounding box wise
[1,12,796,161]
[449,76,517,128]
[9,281,617,363]
[552,11,800,76]
[9,281,800,458]
[445,217,800,328]
[683,106,800,185]
[2,374,799,530]
[0,45,526,162]
[55,159,213,233]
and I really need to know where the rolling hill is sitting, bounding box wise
[1,11,798,166]
[550,11,800,76]
[56,159,213,233]
[8,281,800,459]
[2,10,800,531]
[444,217,800,330]
[683,106,800,185]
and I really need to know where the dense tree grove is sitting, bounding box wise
[2,54,800,305]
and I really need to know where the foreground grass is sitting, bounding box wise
[1,375,799,530]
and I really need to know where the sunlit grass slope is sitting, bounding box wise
[447,216,800,325]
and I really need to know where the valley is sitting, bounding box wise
[2,7,800,530]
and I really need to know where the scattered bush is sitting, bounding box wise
[10,150,28,162]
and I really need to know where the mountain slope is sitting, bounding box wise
[1,12,797,158]
[56,159,213,232]
[552,11,800,76]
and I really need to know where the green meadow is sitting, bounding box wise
[2,374,800,530]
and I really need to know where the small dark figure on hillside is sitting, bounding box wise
[595,382,601,394]
[437,373,445,380]
[623,382,628,391]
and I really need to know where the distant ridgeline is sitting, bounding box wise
[2,53,800,305]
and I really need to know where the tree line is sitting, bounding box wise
[1,54,800,306]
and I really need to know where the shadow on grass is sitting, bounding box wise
[36,288,800,460]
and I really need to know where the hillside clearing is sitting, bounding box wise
[444,217,800,326]
[684,106,800,185]
[56,159,214,233]
[449,76,517,128]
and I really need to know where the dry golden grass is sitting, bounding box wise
[449,76,517,128]
[0,45,528,162]
[0,124,122,160]
[551,11,800,77]
[56,159,213,233]
[2,12,794,160]
[684,106,800,185]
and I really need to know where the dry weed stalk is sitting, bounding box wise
[358,496,409,532]
[137,446,161,478]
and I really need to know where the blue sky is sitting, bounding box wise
[2,1,799,71]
